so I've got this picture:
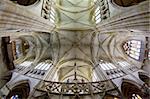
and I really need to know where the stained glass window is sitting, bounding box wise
[99,62,125,79]
[10,95,19,99]
[95,6,101,24]
[123,40,142,60]
[99,63,116,70]
[34,62,52,70]
[131,94,142,99]
[50,7,56,23]
[20,61,33,67]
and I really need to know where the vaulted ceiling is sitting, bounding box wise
[54,0,95,30]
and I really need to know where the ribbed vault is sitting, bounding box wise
[0,0,149,98]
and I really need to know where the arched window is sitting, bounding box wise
[123,40,142,60]
[49,7,56,23]
[95,6,101,24]
[41,0,56,23]
[113,0,146,7]
[13,39,28,59]
[25,62,52,77]
[121,79,149,99]
[34,62,52,71]
[19,61,33,67]
[94,0,110,24]
[121,81,141,98]
[131,93,142,99]
[98,61,125,79]
[99,62,116,71]
[10,0,38,6]
[15,61,33,71]
[117,61,138,71]
[7,82,30,98]
[138,72,150,87]
[10,95,19,99]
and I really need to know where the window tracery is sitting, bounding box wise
[94,0,110,24]
[95,6,101,24]
[99,62,116,70]
[98,62,125,79]
[132,94,142,99]
[15,61,33,71]
[34,62,52,71]
[123,40,142,60]
[26,62,52,77]
[41,0,56,23]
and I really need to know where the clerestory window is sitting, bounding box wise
[15,61,33,72]
[99,63,116,70]
[98,62,125,79]
[123,40,142,60]
[95,6,101,24]
[19,61,33,67]
[34,62,52,71]
[49,6,56,23]
[41,0,56,23]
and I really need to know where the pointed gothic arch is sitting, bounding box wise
[10,0,39,6]
[122,39,142,61]
[121,79,149,99]
[138,72,150,87]
[6,80,30,99]
[112,0,146,7]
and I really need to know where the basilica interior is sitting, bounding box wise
[0,0,149,99]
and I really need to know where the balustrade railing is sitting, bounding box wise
[36,80,115,95]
